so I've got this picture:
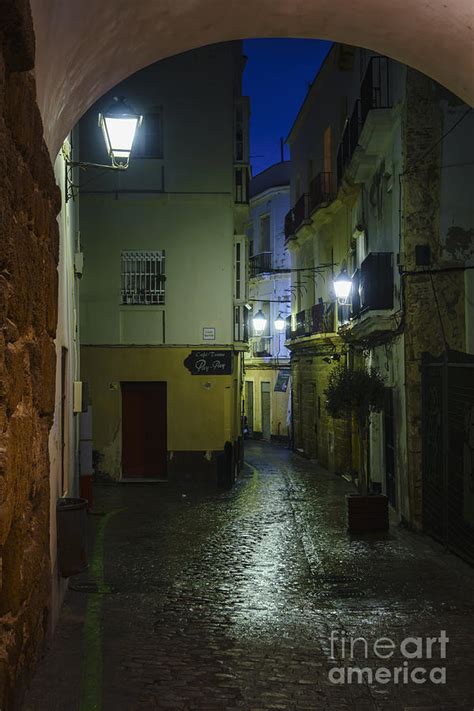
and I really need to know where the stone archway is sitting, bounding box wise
[31,0,474,158]
[1,0,473,706]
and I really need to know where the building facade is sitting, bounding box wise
[78,43,250,485]
[285,44,474,546]
[244,162,291,441]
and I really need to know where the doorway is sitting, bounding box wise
[246,380,254,435]
[261,381,271,441]
[121,381,167,479]
[384,387,396,507]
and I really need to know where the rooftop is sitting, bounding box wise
[249,160,291,199]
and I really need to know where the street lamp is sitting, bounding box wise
[65,96,143,202]
[274,312,286,331]
[98,97,143,168]
[252,309,267,336]
[333,268,352,304]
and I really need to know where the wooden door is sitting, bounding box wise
[122,382,167,479]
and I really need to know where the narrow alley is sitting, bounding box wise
[23,442,474,710]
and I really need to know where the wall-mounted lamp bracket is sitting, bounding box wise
[65,159,128,203]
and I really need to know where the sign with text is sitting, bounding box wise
[184,350,233,375]
[202,327,216,340]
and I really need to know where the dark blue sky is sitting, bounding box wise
[243,39,332,176]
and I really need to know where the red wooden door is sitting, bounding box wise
[121,382,167,478]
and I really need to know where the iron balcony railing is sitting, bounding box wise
[309,172,334,213]
[284,173,335,240]
[289,301,336,339]
[249,251,272,278]
[284,192,311,240]
[360,56,391,124]
[336,100,361,187]
[337,57,392,186]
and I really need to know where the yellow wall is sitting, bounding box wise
[81,346,242,478]
[244,367,290,439]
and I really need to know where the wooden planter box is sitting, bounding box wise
[347,493,389,533]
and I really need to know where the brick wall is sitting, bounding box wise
[0,1,60,706]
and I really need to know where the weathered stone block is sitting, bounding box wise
[0,0,35,73]
[5,342,28,415]
[27,334,56,417]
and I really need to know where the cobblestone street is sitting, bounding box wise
[23,442,474,710]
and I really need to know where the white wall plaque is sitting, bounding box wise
[202,327,216,340]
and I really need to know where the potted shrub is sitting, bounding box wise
[325,364,389,532]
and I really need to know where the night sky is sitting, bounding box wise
[243,39,332,176]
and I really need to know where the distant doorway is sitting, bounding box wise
[246,381,254,435]
[384,388,396,507]
[261,381,271,441]
[121,382,167,479]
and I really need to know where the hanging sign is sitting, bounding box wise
[184,350,233,375]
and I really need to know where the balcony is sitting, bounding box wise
[360,57,391,124]
[249,251,272,278]
[337,57,393,186]
[284,192,311,240]
[309,172,334,214]
[336,100,361,186]
[288,302,336,340]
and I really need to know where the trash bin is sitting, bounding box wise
[56,498,88,578]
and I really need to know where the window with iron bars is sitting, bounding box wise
[121,251,165,305]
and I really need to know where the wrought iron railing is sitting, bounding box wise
[309,172,334,213]
[336,100,361,187]
[284,192,311,240]
[337,57,392,186]
[249,251,272,278]
[360,56,392,125]
[290,302,336,339]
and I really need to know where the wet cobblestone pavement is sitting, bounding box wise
[23,442,474,710]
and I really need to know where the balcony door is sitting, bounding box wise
[121,382,167,479]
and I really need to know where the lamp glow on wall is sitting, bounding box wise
[65,96,143,201]
[252,309,267,336]
[274,312,286,331]
[98,96,143,168]
[333,268,352,304]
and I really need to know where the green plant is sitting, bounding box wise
[325,364,385,495]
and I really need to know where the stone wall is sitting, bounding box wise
[291,346,352,475]
[402,69,466,526]
[0,1,59,707]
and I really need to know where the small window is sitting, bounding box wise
[133,112,163,158]
[235,242,241,300]
[121,251,165,305]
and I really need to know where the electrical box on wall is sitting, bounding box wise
[73,381,83,413]
[74,252,84,278]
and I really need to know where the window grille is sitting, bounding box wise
[121,251,165,305]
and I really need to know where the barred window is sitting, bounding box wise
[121,251,165,305]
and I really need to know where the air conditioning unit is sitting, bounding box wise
[359,252,394,311]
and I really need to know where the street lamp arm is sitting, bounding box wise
[65,158,129,203]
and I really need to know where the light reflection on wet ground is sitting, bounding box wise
[23,441,474,710]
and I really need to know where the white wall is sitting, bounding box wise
[247,175,291,356]
[79,43,245,348]
[49,143,81,629]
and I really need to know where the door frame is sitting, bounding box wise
[120,380,168,480]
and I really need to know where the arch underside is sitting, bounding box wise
[30,0,474,158]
